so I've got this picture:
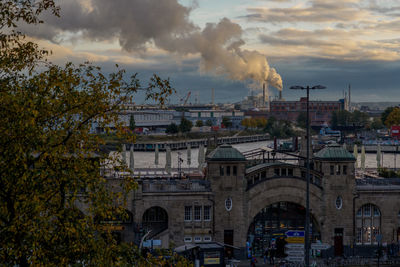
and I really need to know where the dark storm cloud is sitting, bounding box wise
[276,57,400,102]
[21,0,195,48]
[20,0,283,90]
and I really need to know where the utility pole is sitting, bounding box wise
[290,85,326,267]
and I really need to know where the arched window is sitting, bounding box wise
[356,204,381,245]
[142,206,168,234]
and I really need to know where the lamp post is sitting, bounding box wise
[290,85,326,267]
[352,192,360,256]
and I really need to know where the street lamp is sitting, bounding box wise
[352,192,360,256]
[290,85,326,267]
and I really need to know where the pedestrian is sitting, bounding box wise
[264,246,269,264]
[250,254,257,267]
[269,245,275,265]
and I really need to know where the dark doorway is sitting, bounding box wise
[276,237,287,258]
[397,228,400,242]
[247,202,321,256]
[142,206,168,239]
[224,230,234,258]
[334,228,344,256]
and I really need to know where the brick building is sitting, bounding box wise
[270,97,344,126]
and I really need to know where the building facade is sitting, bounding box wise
[270,97,343,126]
[105,144,400,258]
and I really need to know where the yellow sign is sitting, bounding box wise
[204,251,220,265]
[286,237,304,244]
[100,225,125,231]
[204,258,220,265]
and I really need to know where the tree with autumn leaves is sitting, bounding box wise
[0,1,189,266]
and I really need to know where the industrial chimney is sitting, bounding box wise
[262,83,266,107]
[348,84,351,111]
[279,90,282,100]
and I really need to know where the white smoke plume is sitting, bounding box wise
[22,0,282,90]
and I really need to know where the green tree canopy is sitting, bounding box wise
[222,117,232,128]
[179,117,193,133]
[129,114,136,131]
[331,110,369,128]
[370,117,384,130]
[195,120,204,127]
[166,123,179,134]
[296,112,307,129]
[385,107,400,128]
[381,106,395,126]
[205,119,213,126]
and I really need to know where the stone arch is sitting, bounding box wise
[142,206,169,235]
[397,210,400,242]
[355,203,381,245]
[241,178,324,247]
[247,178,323,222]
[247,201,321,256]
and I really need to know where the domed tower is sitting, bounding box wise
[206,145,247,251]
[313,144,356,255]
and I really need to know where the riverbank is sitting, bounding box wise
[131,134,269,151]
[100,129,266,144]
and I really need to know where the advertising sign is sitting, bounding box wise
[311,243,331,250]
[285,230,305,237]
[286,237,305,243]
[204,251,220,265]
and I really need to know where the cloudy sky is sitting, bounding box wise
[23,0,400,104]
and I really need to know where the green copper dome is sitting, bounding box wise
[314,144,355,161]
[207,144,246,162]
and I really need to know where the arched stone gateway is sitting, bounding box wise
[142,206,168,237]
[247,202,321,256]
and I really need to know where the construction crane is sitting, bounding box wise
[180,91,191,106]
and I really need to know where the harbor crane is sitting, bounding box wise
[180,91,191,106]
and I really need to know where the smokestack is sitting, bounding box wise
[211,88,215,105]
[268,96,272,112]
[348,84,351,111]
[279,91,282,100]
[263,83,266,107]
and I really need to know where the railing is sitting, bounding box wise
[356,178,400,186]
[276,256,400,267]
[246,174,323,191]
[141,179,211,193]
[246,163,323,191]
[131,134,270,151]
[356,178,400,191]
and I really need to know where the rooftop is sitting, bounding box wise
[314,144,356,161]
[246,162,295,174]
[207,144,246,162]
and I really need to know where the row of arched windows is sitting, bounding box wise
[356,204,381,245]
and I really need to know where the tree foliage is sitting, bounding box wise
[385,107,400,128]
[296,112,307,129]
[166,123,179,134]
[222,117,232,128]
[241,117,267,129]
[370,117,384,130]
[195,120,203,127]
[331,110,369,128]
[179,117,193,133]
[264,117,294,138]
[0,1,177,266]
[381,106,395,126]
[129,114,136,131]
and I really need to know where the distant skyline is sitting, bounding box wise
[22,0,400,104]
